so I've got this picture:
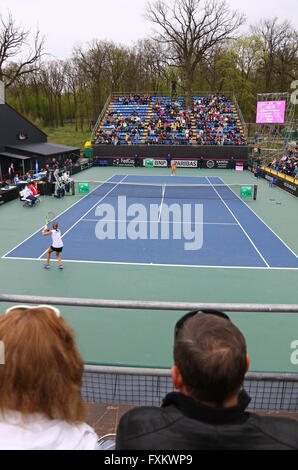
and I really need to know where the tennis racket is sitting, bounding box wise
[45,211,55,226]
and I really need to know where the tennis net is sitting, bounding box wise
[72,181,258,200]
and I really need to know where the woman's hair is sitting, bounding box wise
[0,306,85,423]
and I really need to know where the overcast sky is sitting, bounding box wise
[0,0,297,60]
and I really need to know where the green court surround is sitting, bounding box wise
[1,166,298,375]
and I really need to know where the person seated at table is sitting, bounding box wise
[14,174,23,186]
[19,183,37,206]
[28,182,40,197]
[36,168,48,181]
[54,178,65,198]
[61,171,72,193]
[23,171,32,182]
[1,180,10,189]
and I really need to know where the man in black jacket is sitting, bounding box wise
[116,311,298,450]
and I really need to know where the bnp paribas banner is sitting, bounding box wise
[144,158,198,168]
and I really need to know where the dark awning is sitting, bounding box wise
[5,142,80,156]
[0,151,30,160]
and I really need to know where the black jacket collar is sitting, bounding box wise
[162,389,251,425]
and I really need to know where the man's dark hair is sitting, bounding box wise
[173,314,247,406]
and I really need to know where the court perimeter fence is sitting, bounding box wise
[0,294,298,412]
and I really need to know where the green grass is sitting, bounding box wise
[41,123,92,150]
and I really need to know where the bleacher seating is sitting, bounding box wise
[145,97,193,145]
[93,94,247,146]
[268,146,298,177]
[192,95,246,146]
[94,94,151,145]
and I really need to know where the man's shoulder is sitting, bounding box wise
[250,411,298,431]
[248,412,298,448]
[116,404,183,450]
[117,403,181,435]
[116,399,298,450]
[120,404,179,425]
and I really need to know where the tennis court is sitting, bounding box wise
[1,166,298,400]
[3,174,298,269]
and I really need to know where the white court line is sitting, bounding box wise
[1,174,119,259]
[37,175,129,259]
[158,184,166,222]
[206,177,270,268]
[5,256,298,270]
[217,176,298,259]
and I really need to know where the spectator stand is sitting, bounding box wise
[192,95,246,146]
[94,94,151,146]
[145,96,193,146]
[267,146,298,178]
[91,92,247,150]
[258,146,298,197]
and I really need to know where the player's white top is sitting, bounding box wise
[20,187,31,199]
[51,229,63,248]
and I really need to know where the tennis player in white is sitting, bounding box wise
[42,221,63,269]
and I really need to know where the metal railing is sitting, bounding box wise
[109,91,234,98]
[1,293,298,313]
[1,293,298,411]
[232,92,248,138]
[91,93,112,142]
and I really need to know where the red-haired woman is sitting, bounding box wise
[0,305,100,449]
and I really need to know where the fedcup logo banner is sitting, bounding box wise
[94,196,204,251]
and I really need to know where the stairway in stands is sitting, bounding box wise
[141,101,153,144]
[231,103,246,140]
[190,110,197,144]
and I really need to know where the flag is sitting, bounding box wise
[35,159,39,177]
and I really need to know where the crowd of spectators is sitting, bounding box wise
[94,111,146,145]
[94,94,151,145]
[94,94,248,147]
[192,95,246,146]
[269,146,298,178]
[113,94,151,106]
[145,98,193,145]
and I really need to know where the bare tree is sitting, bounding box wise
[251,18,298,92]
[106,44,129,92]
[73,40,111,118]
[0,11,44,88]
[146,0,245,106]
[127,39,168,92]
[64,59,80,130]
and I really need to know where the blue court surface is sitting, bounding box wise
[3,174,298,269]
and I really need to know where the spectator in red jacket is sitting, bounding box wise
[29,182,40,197]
